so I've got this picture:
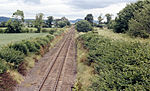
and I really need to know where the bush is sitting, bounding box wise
[49,29,56,35]
[0,59,8,73]
[32,41,41,50]
[57,21,67,28]
[78,33,150,90]
[46,35,54,41]
[0,29,5,33]
[128,30,149,38]
[23,41,39,53]
[75,20,93,32]
[9,42,29,55]
[41,28,49,33]
[0,48,25,66]
[6,19,23,33]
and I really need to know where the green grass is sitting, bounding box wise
[96,28,150,43]
[0,33,49,47]
[0,27,7,30]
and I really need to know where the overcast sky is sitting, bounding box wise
[0,0,137,20]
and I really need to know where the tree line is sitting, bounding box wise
[75,13,113,32]
[110,0,150,38]
[1,10,70,33]
[76,0,150,39]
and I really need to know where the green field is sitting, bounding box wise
[0,33,49,47]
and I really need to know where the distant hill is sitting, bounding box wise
[69,19,83,24]
[70,19,98,24]
[0,17,11,22]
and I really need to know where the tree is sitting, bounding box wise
[0,22,6,27]
[61,17,71,26]
[128,4,150,38]
[75,20,93,32]
[53,17,70,28]
[57,21,67,28]
[105,13,112,24]
[98,14,103,24]
[6,10,24,33]
[26,20,34,27]
[113,0,150,33]
[46,16,53,28]
[85,14,94,25]
[13,10,24,23]
[53,19,61,27]
[34,13,44,33]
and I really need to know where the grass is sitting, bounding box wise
[74,32,93,91]
[0,33,49,47]
[96,28,150,43]
[0,27,6,30]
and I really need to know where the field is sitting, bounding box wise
[0,33,49,47]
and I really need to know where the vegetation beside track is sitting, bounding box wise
[76,28,150,91]
[0,28,66,91]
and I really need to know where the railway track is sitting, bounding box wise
[38,27,75,91]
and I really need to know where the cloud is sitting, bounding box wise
[67,0,137,9]
[24,0,40,4]
[0,0,138,20]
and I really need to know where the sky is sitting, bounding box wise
[0,0,137,20]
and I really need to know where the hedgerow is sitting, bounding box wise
[0,48,25,67]
[9,42,29,55]
[0,34,55,74]
[0,59,9,73]
[78,33,150,90]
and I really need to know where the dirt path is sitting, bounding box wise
[15,27,76,91]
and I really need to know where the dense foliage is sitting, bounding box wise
[0,34,55,73]
[128,3,150,38]
[5,10,24,33]
[54,17,70,28]
[113,0,150,38]
[78,33,150,90]
[85,14,94,25]
[75,20,93,32]
[46,16,53,28]
[0,59,8,73]
[0,48,25,67]
[105,13,112,24]
[34,13,44,33]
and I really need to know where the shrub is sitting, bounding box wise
[75,20,93,32]
[46,35,54,41]
[41,28,49,33]
[128,30,149,38]
[0,59,8,73]
[57,21,67,28]
[32,41,41,50]
[0,48,25,66]
[36,38,47,47]
[0,29,5,33]
[23,41,39,53]
[49,29,56,35]
[9,42,29,55]
[78,33,150,90]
